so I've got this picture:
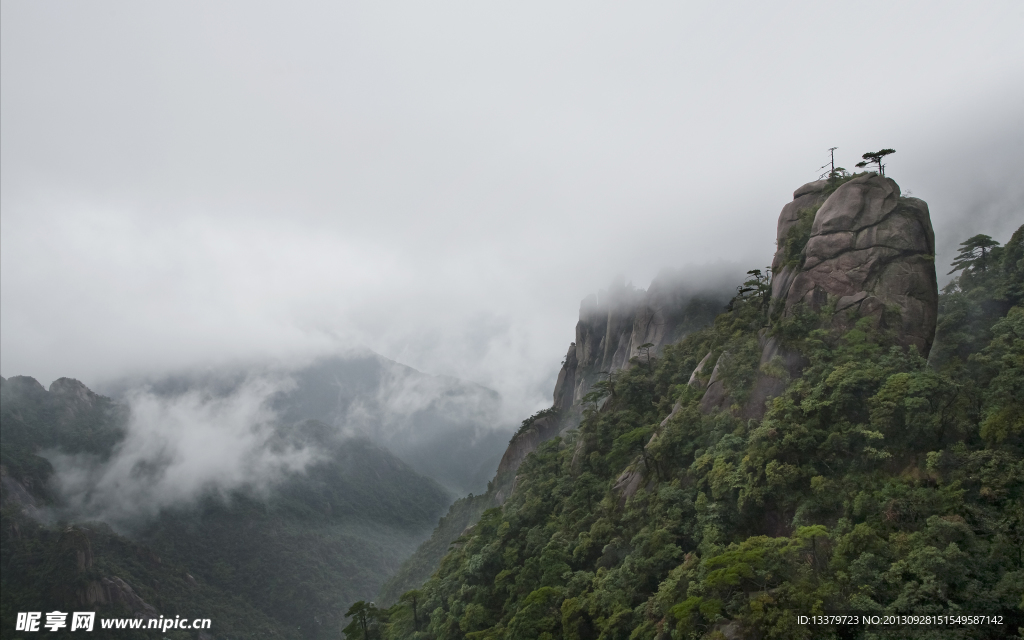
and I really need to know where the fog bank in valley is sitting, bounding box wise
[97,352,518,496]
[48,376,314,526]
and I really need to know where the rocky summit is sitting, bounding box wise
[771,174,937,354]
[701,174,939,420]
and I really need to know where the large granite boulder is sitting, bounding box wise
[777,174,937,354]
[705,175,939,421]
[773,179,831,269]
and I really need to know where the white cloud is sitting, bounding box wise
[48,376,314,524]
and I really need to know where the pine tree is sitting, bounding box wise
[344,601,384,639]
[855,148,895,176]
[949,233,1001,274]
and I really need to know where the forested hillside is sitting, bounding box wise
[379,272,735,606]
[364,186,1022,639]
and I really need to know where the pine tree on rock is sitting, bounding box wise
[855,148,895,176]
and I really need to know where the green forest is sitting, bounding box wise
[355,225,1024,640]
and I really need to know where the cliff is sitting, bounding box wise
[555,274,733,416]
[522,173,939,483]
[698,174,938,419]
[381,174,945,606]
[771,174,937,352]
[497,273,731,499]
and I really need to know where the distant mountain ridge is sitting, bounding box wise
[98,351,512,496]
[0,373,453,639]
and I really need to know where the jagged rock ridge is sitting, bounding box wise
[554,273,734,429]
[498,273,732,496]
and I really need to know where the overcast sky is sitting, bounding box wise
[2,1,1022,418]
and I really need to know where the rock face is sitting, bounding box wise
[492,413,562,504]
[554,273,732,428]
[694,175,938,422]
[495,272,732,500]
[0,465,42,518]
[773,175,938,354]
[99,577,159,619]
[697,351,730,413]
[53,527,158,617]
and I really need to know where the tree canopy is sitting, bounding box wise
[949,233,1001,274]
[855,148,895,176]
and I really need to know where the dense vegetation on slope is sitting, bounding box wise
[364,225,1023,640]
[380,492,498,607]
[1,380,452,639]
[380,283,735,609]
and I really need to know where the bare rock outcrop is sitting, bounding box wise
[775,175,937,354]
[552,344,578,414]
[492,413,562,504]
[612,466,644,507]
[499,174,938,496]
[702,175,937,421]
[50,527,157,618]
[101,577,160,619]
[49,377,101,404]
[559,273,733,427]
[0,465,43,519]
[774,180,832,261]
[686,352,713,389]
[698,352,730,413]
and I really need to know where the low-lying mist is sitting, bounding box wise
[47,375,316,526]
[51,351,513,525]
